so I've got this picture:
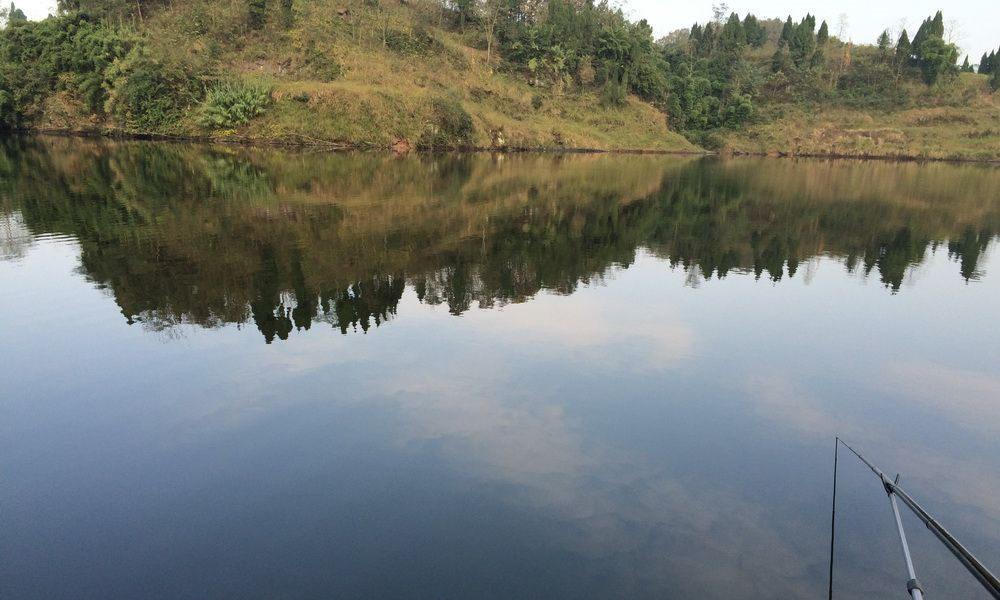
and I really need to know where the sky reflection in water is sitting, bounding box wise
[1,138,998,599]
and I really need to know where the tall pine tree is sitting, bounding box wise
[817,21,829,46]
[895,30,911,68]
[779,16,793,48]
[719,13,746,53]
[930,11,944,37]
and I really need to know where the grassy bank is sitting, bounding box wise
[720,75,1000,161]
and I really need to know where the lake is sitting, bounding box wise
[1,136,998,599]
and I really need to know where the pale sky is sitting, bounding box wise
[11,0,999,61]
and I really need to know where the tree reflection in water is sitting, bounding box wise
[1,136,996,343]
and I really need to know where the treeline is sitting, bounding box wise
[979,48,1000,89]
[449,3,995,141]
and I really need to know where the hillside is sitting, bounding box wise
[2,0,698,152]
[720,70,1000,161]
[0,1,998,158]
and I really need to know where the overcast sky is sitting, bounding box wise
[11,0,999,61]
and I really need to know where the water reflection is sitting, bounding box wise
[3,137,1000,599]
[1,137,996,344]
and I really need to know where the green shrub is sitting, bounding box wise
[302,52,341,81]
[298,39,341,82]
[384,27,438,55]
[836,61,911,109]
[0,13,135,126]
[104,49,195,130]
[418,96,474,148]
[531,94,543,110]
[198,79,272,129]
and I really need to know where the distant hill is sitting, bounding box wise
[0,1,997,159]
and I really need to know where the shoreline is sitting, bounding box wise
[9,127,1000,165]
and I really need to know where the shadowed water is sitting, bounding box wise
[1,137,998,599]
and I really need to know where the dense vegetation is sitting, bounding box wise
[0,0,997,154]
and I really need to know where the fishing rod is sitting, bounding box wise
[829,437,1000,599]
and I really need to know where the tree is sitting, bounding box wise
[960,55,972,73]
[904,11,959,84]
[877,30,891,52]
[788,19,816,68]
[482,0,506,71]
[895,30,911,67]
[991,67,1000,91]
[803,13,816,32]
[718,12,745,53]
[929,11,944,37]
[817,21,829,46]
[981,50,998,75]
[742,14,766,48]
[917,35,958,84]
[689,22,702,45]
[4,2,26,24]
[779,16,792,48]
[695,22,717,57]
[911,18,930,58]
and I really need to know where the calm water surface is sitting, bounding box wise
[1,137,999,599]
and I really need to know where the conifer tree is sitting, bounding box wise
[689,22,704,54]
[877,30,891,52]
[5,1,26,23]
[788,19,816,68]
[911,18,930,57]
[719,13,745,53]
[979,52,990,75]
[960,55,972,73]
[779,16,793,48]
[930,11,944,37]
[695,22,717,57]
[743,13,767,48]
[895,29,911,66]
[817,21,829,46]
[742,14,766,47]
